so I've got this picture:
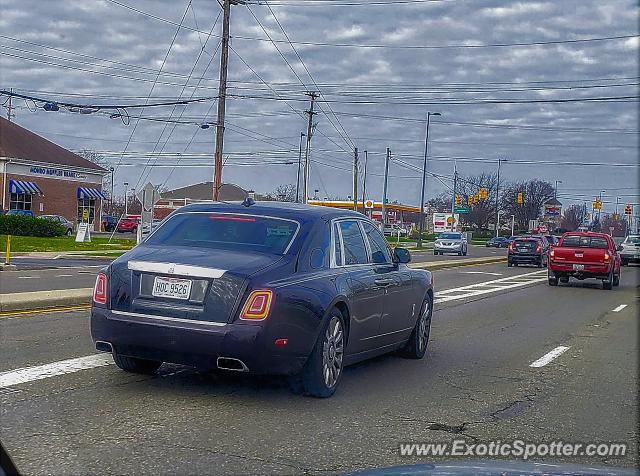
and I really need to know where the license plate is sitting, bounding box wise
[573,264,585,271]
[152,276,192,300]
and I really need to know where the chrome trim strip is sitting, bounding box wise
[128,261,226,279]
[111,310,227,327]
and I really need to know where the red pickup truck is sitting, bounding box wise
[548,232,621,289]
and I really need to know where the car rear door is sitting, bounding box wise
[335,219,385,355]
[361,222,416,346]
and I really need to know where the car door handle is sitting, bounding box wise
[374,278,394,287]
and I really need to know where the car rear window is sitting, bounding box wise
[514,239,537,248]
[145,212,298,254]
[561,235,609,249]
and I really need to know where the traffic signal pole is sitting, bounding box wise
[382,148,390,226]
[450,163,457,231]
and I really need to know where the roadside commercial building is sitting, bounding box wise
[307,200,422,227]
[0,117,108,230]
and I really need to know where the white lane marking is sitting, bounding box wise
[435,270,547,304]
[0,354,113,389]
[612,304,628,313]
[56,274,74,278]
[529,346,571,368]
[460,271,503,276]
[17,276,40,279]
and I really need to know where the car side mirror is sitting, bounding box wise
[393,247,411,264]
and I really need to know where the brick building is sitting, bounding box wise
[0,117,108,230]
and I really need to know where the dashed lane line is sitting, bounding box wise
[612,304,628,313]
[529,346,571,368]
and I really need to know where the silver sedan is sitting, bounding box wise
[434,232,468,256]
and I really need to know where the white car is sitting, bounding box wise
[434,232,468,256]
[383,224,408,237]
[619,235,640,265]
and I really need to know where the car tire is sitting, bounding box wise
[400,293,433,360]
[548,277,558,286]
[66,229,72,236]
[613,273,620,287]
[560,276,569,284]
[463,248,467,256]
[112,353,162,374]
[621,259,628,266]
[300,309,345,398]
[537,258,543,268]
[457,251,462,256]
[603,270,614,290]
[507,261,513,267]
[433,251,438,256]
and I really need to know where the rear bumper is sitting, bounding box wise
[508,253,542,263]
[91,307,310,376]
[620,252,640,262]
[549,262,612,279]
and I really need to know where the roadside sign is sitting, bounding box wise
[364,199,374,209]
[75,223,91,242]
[446,216,455,224]
[454,206,470,214]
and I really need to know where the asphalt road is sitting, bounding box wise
[1,262,637,475]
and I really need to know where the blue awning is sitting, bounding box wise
[77,187,107,200]
[9,180,43,195]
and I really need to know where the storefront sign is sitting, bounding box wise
[75,223,91,242]
[30,166,87,180]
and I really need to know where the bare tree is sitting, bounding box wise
[455,172,498,229]
[561,204,587,231]
[501,179,555,230]
[265,184,297,202]
[427,192,451,212]
[601,214,628,237]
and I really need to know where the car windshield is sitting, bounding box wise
[561,235,609,249]
[439,233,461,240]
[144,212,299,254]
[624,236,640,244]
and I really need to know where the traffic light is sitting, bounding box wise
[467,195,473,206]
[479,188,488,200]
[455,195,462,205]
[625,204,633,215]
[473,194,479,204]
[517,192,523,204]
[593,198,602,210]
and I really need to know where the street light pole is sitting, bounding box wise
[511,214,515,237]
[418,111,441,248]
[295,132,305,203]
[123,181,129,216]
[361,150,368,216]
[109,166,114,214]
[555,180,562,200]
[382,148,391,227]
[495,159,502,237]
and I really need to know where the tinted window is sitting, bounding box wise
[561,235,608,249]
[514,239,537,249]
[333,222,343,266]
[339,220,368,265]
[145,213,298,254]
[362,222,392,264]
[439,233,461,239]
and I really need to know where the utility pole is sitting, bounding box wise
[295,132,305,203]
[212,0,237,201]
[109,167,115,215]
[450,162,458,232]
[6,88,15,122]
[352,147,359,212]
[382,148,390,226]
[361,150,368,216]
[495,158,502,237]
[302,92,318,204]
[418,111,441,248]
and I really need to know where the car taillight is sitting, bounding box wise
[536,245,541,253]
[93,272,108,305]
[509,242,516,252]
[550,249,555,258]
[239,290,274,321]
[604,251,610,261]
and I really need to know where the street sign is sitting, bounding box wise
[75,223,91,243]
[454,206,470,214]
[364,199,374,209]
[446,216,455,224]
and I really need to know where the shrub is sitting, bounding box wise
[0,215,66,237]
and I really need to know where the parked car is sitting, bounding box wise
[91,202,434,397]
[383,223,408,237]
[39,215,74,236]
[486,236,510,248]
[618,234,640,266]
[507,235,549,267]
[116,216,139,233]
[102,215,118,232]
[434,232,468,256]
[548,232,621,289]
[5,209,35,217]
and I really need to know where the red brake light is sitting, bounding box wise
[93,272,108,305]
[604,251,610,261]
[210,215,256,222]
[536,244,542,253]
[509,242,516,251]
[239,290,274,320]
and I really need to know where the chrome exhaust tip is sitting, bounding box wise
[95,341,113,353]
[216,357,249,372]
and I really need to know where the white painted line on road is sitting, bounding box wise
[460,271,503,276]
[612,304,628,313]
[0,354,113,389]
[529,346,571,368]
[56,274,74,278]
[17,276,40,279]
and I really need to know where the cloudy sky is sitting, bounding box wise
[1,0,638,212]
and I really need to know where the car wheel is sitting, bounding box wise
[560,276,569,284]
[603,270,614,290]
[400,293,433,359]
[548,277,558,286]
[433,251,438,256]
[66,229,73,236]
[613,273,620,287]
[300,310,345,398]
[457,251,462,256]
[621,259,628,266]
[112,353,162,374]
[537,258,543,268]
[507,261,513,267]
[463,248,467,256]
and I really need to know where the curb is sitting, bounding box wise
[0,288,93,313]
[410,256,507,271]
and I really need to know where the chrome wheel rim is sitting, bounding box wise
[322,316,344,388]
[417,299,432,352]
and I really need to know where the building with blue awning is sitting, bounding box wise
[1,117,108,230]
